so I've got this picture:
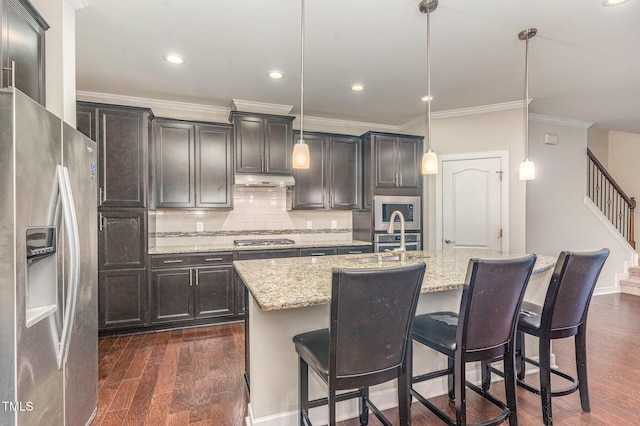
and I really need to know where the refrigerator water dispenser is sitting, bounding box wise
[25,226,58,327]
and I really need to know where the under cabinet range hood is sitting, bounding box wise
[234,174,295,187]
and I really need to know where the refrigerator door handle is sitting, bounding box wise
[56,165,81,369]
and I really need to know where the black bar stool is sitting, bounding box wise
[410,255,537,426]
[482,248,609,426]
[292,262,426,426]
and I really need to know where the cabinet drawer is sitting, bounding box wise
[151,252,233,269]
[298,247,337,257]
[337,245,372,255]
[235,249,298,261]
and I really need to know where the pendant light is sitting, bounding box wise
[420,0,438,175]
[518,28,537,181]
[292,0,310,169]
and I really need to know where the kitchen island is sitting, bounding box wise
[234,249,556,426]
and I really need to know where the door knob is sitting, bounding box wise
[444,239,455,244]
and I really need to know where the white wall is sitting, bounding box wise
[587,127,609,168]
[526,119,634,292]
[405,108,527,252]
[30,0,78,124]
[607,130,640,246]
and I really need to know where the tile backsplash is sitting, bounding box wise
[150,187,353,247]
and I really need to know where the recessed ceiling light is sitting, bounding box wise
[267,71,285,79]
[420,95,434,102]
[350,84,366,92]
[164,54,184,65]
[602,0,630,5]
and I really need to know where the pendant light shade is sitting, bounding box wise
[422,149,438,174]
[293,0,310,169]
[420,0,438,175]
[518,28,537,181]
[292,142,310,169]
[519,159,535,180]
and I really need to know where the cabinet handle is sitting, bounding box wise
[99,187,104,206]
[399,173,403,187]
[205,257,224,262]
[99,213,104,232]
[395,173,399,186]
[347,250,363,254]
[330,194,334,207]
[189,271,193,287]
[163,259,183,264]
[195,271,199,286]
[2,60,15,87]
[310,253,327,256]
[261,157,265,172]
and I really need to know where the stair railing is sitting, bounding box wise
[587,148,636,248]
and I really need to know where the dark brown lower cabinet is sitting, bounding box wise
[98,210,147,331]
[195,266,234,318]
[99,269,147,330]
[150,253,235,326]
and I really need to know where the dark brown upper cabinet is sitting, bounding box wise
[230,111,294,175]
[76,103,152,209]
[1,0,48,105]
[292,131,361,210]
[152,118,233,209]
[361,131,423,208]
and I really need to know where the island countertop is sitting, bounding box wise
[234,248,556,311]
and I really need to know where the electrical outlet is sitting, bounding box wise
[196,222,204,232]
[331,220,337,229]
[306,221,312,229]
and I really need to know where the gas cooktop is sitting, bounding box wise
[233,238,296,247]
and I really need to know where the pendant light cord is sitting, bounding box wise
[426,10,432,152]
[300,0,305,142]
[524,34,529,160]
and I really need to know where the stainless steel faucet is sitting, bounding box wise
[387,210,406,261]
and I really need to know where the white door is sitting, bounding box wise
[442,157,503,250]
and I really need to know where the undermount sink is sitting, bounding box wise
[350,255,401,263]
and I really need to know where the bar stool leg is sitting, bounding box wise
[539,337,553,426]
[359,387,369,425]
[454,355,467,426]
[398,369,411,426]
[575,326,591,412]
[480,360,491,391]
[299,358,309,426]
[516,331,526,380]
[329,388,337,425]
[448,357,455,399]
[504,343,519,425]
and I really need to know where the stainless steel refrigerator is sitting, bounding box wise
[0,88,98,425]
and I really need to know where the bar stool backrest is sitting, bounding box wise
[544,249,609,337]
[458,255,537,355]
[330,262,426,389]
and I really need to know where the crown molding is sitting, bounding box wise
[231,99,292,115]
[399,100,526,131]
[76,91,230,117]
[529,114,593,129]
[76,91,402,133]
[69,0,89,10]
[297,115,399,134]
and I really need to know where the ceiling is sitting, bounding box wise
[75,0,640,133]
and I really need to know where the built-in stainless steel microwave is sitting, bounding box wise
[373,195,421,231]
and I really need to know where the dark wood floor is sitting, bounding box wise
[92,293,640,425]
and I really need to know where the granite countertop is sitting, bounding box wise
[233,248,557,311]
[148,239,372,255]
